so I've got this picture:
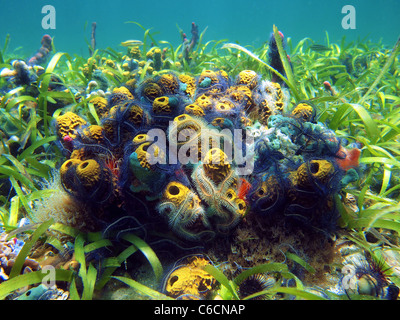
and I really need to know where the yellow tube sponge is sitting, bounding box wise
[157,73,179,94]
[82,125,105,143]
[179,74,196,97]
[143,82,163,101]
[203,148,231,185]
[291,102,314,122]
[152,96,172,114]
[105,59,116,69]
[133,141,164,170]
[195,94,214,110]
[134,142,153,170]
[162,181,190,205]
[89,96,109,118]
[132,133,151,146]
[170,114,204,146]
[129,46,141,60]
[60,158,82,190]
[109,102,145,127]
[198,70,219,86]
[214,99,235,112]
[293,160,335,188]
[147,47,162,71]
[225,188,247,217]
[56,112,87,139]
[75,159,102,188]
[164,256,216,298]
[184,104,205,117]
[112,86,134,100]
[236,70,258,89]
[226,85,253,111]
[169,114,211,162]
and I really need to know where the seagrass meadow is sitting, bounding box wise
[1,16,400,301]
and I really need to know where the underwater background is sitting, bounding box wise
[1,0,400,55]
[1,0,400,304]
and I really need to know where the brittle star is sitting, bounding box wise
[192,164,244,232]
[158,189,212,241]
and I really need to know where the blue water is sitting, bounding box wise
[1,0,399,58]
